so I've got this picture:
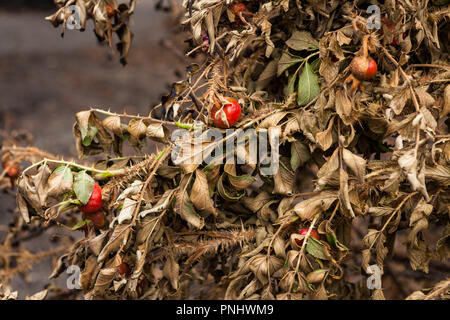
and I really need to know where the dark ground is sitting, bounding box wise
[0,1,187,298]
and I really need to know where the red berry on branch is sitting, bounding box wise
[79,183,103,214]
[118,262,130,276]
[381,17,406,46]
[2,157,20,179]
[295,228,320,246]
[231,3,247,15]
[106,4,115,17]
[85,211,106,229]
[211,97,242,128]
[350,55,377,81]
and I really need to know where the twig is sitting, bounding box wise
[288,214,319,294]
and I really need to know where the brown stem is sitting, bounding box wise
[361,35,369,58]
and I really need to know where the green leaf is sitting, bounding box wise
[277,52,303,77]
[81,125,98,147]
[326,232,350,251]
[217,174,246,201]
[290,140,311,171]
[74,170,95,205]
[156,148,167,161]
[286,31,319,51]
[175,122,201,130]
[310,57,321,71]
[96,171,115,179]
[54,165,73,182]
[297,62,320,106]
[306,237,328,260]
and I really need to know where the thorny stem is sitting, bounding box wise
[22,158,126,177]
[361,34,369,58]
[89,108,175,125]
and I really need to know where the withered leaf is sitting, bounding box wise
[441,84,450,118]
[163,256,180,290]
[175,175,205,229]
[190,169,217,217]
[93,256,121,295]
[389,88,410,115]
[306,269,328,284]
[277,52,303,76]
[292,191,338,221]
[127,119,148,139]
[117,198,137,224]
[342,149,366,182]
[286,31,319,51]
[102,116,123,137]
[97,224,131,262]
[140,189,175,218]
[47,165,73,198]
[273,157,295,195]
[335,90,353,126]
[224,164,256,190]
[16,193,30,224]
[217,174,246,201]
[315,116,335,151]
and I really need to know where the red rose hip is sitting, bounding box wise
[231,3,246,15]
[295,228,320,246]
[106,4,115,17]
[2,157,20,178]
[350,55,377,81]
[118,262,130,275]
[85,211,106,229]
[79,183,103,213]
[211,97,242,128]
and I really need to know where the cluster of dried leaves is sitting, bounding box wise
[2,0,450,299]
[46,0,136,65]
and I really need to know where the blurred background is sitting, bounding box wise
[0,0,186,156]
[0,0,187,298]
